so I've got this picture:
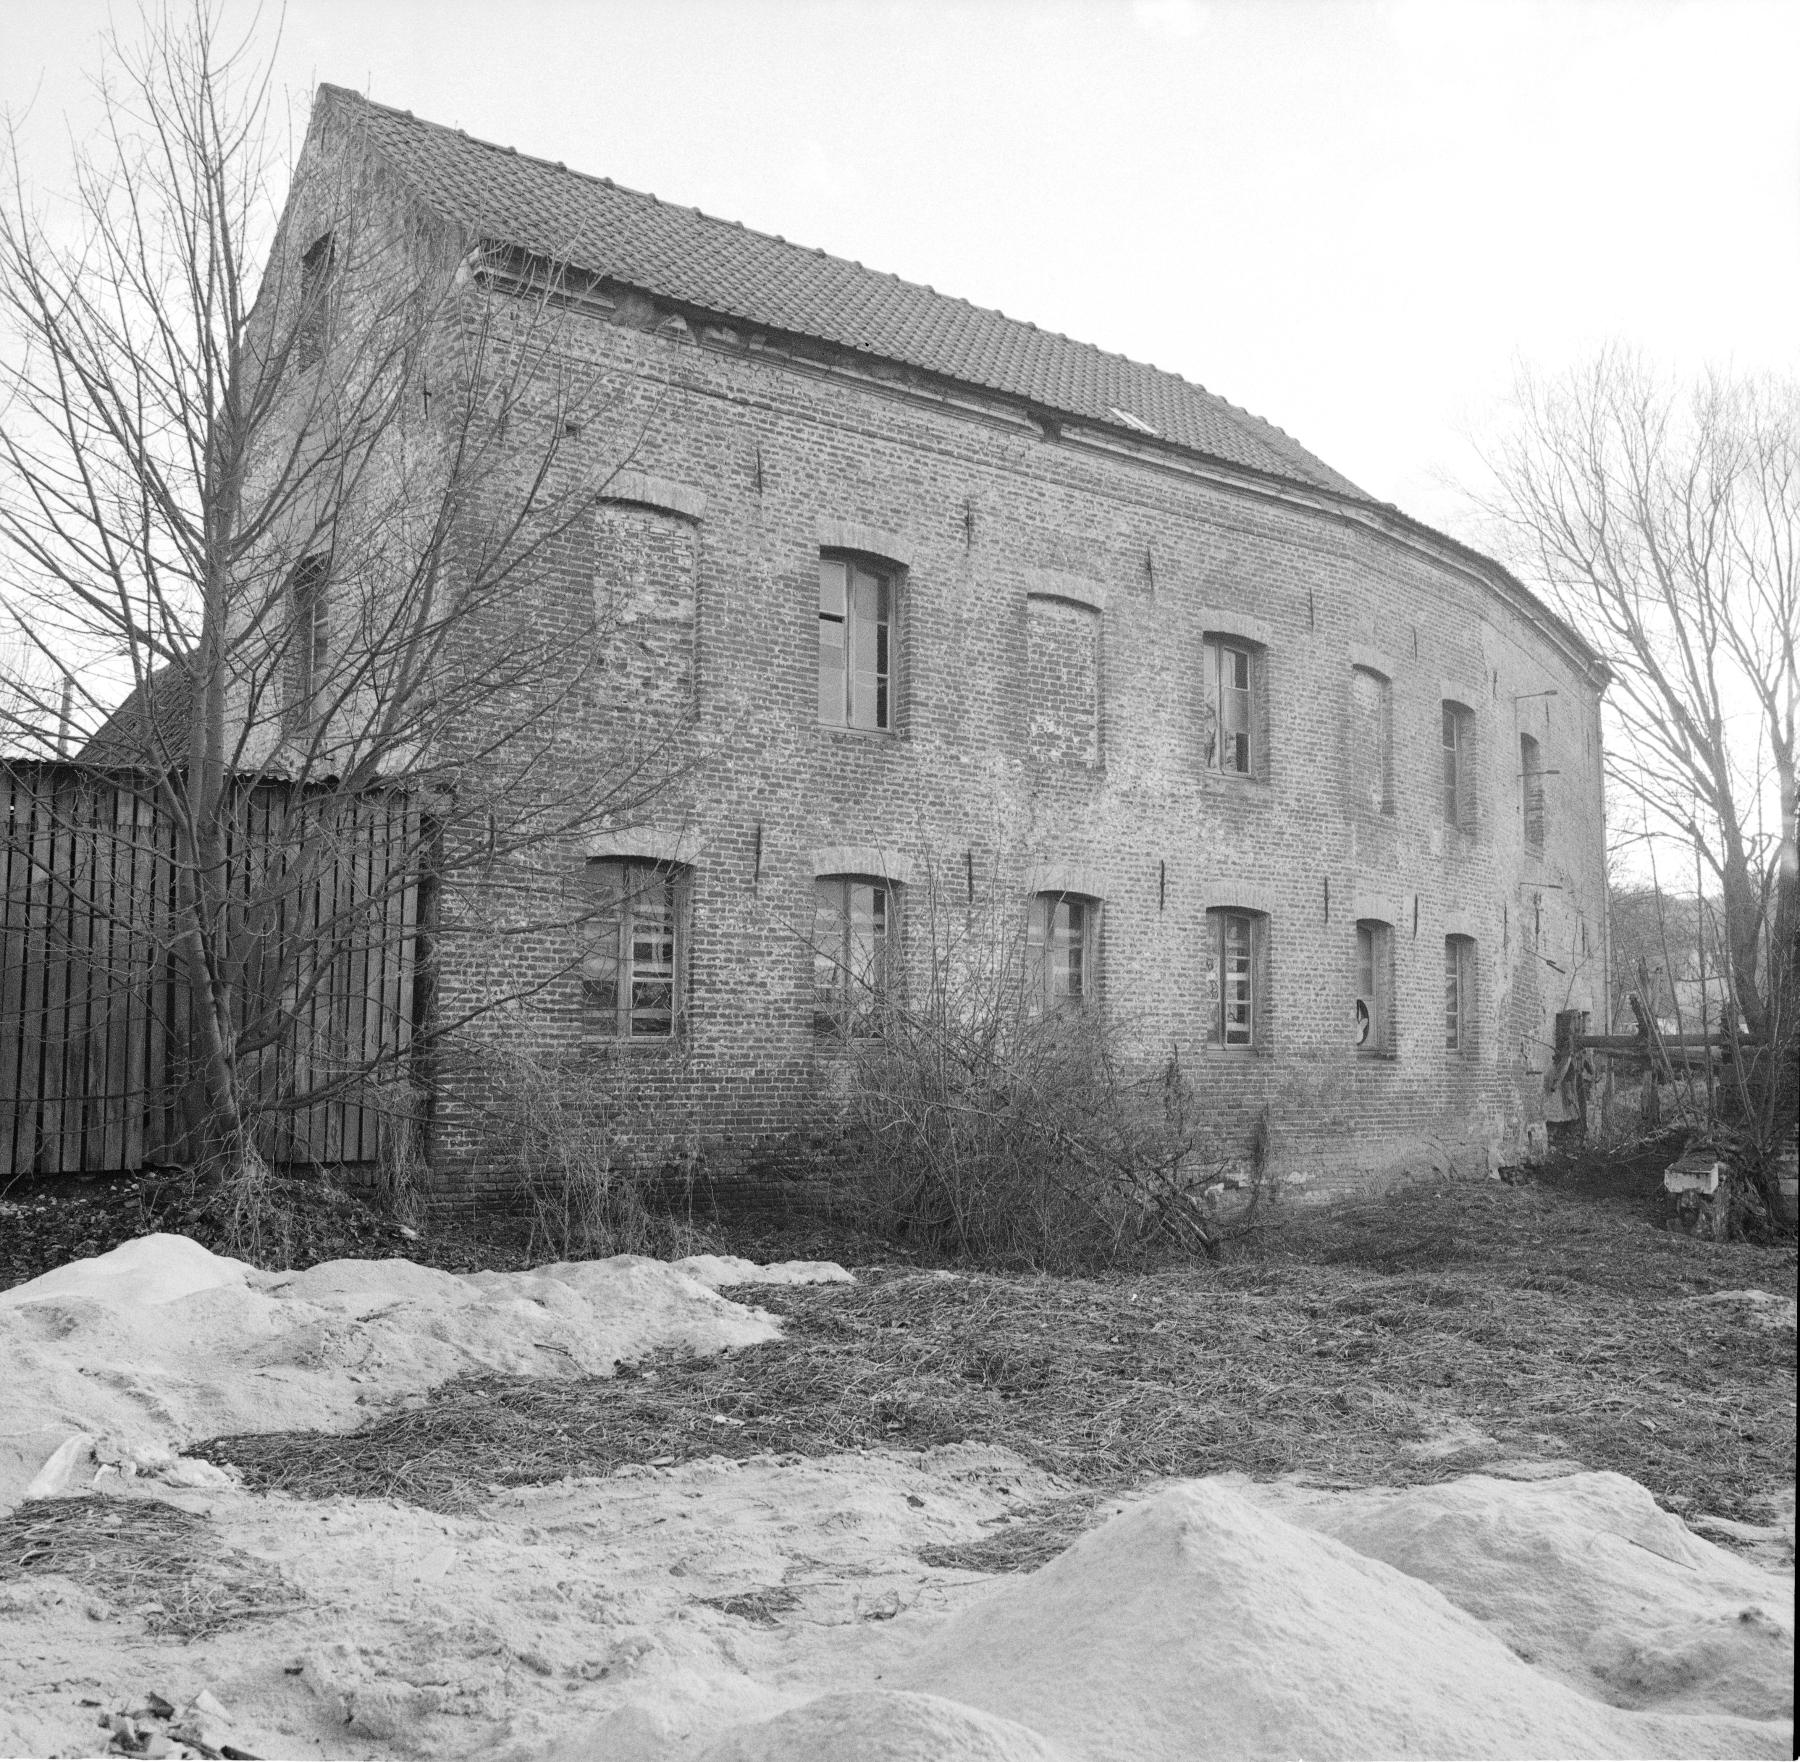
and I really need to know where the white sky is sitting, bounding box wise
[4,0,1795,542]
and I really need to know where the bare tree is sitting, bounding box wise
[1476,351,1797,1142]
[0,8,672,1227]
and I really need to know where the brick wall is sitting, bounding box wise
[411,289,1608,1205]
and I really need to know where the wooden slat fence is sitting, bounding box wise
[1,762,428,1178]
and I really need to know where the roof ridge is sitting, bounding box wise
[311,84,1365,499]
[323,85,1257,416]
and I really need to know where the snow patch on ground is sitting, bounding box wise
[0,1238,1792,1761]
[0,1234,850,1511]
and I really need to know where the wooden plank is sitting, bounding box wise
[0,769,30,1177]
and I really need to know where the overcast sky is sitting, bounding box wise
[3,0,1796,541]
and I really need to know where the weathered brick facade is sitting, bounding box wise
[284,90,1613,1206]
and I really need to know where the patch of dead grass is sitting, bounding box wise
[0,1496,300,1640]
[194,1175,1796,1528]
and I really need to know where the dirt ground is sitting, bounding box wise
[0,1145,1793,1759]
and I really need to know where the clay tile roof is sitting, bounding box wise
[318,87,1368,501]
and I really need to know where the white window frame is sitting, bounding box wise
[1354,919,1396,1058]
[1202,637,1260,776]
[1445,935,1477,1055]
[1442,701,1477,831]
[582,859,689,1040]
[819,555,895,732]
[813,875,897,1036]
[1026,892,1098,1015]
[1206,908,1265,1048]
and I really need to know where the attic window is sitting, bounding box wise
[1107,406,1160,436]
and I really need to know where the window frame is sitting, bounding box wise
[813,874,898,1037]
[1202,636,1263,778]
[284,552,331,726]
[581,859,691,1042]
[818,554,897,734]
[1026,891,1099,1016]
[1354,919,1396,1058]
[1442,701,1477,832]
[1205,907,1268,1049]
[1444,934,1477,1057]
[1349,665,1394,815]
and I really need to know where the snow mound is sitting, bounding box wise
[698,1690,1071,1761]
[830,1479,1785,1761]
[0,1231,248,1308]
[1243,1469,1793,1723]
[0,1234,783,1512]
[673,1253,854,1289]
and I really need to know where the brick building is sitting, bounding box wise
[275,87,1611,1202]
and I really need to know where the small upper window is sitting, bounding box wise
[1205,908,1265,1048]
[1350,666,1393,814]
[582,860,688,1039]
[819,556,894,732]
[1520,733,1545,850]
[1202,637,1262,777]
[1442,701,1477,831]
[296,232,335,370]
[1354,920,1395,1057]
[814,876,895,1036]
[1026,892,1097,1015]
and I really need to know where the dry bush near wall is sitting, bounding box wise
[196,1179,1796,1532]
[0,1496,299,1640]
[474,1047,706,1262]
[821,872,1242,1271]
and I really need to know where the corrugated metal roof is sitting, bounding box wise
[320,86,1367,501]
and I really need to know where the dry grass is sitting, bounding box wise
[195,1171,1796,1532]
[0,1496,299,1640]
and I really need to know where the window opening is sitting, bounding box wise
[1027,893,1096,1014]
[1203,638,1258,775]
[286,552,330,721]
[1355,920,1394,1055]
[1205,909,1260,1047]
[814,877,894,1035]
[1445,935,1476,1054]
[296,232,334,369]
[819,556,893,731]
[583,861,685,1039]
[1442,702,1476,830]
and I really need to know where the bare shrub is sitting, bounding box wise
[826,862,1224,1271]
[478,1047,694,1262]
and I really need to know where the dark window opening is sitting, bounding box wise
[296,232,335,370]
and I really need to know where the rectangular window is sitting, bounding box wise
[1520,733,1545,849]
[296,232,334,370]
[819,556,893,731]
[583,860,687,1039]
[1026,893,1096,1014]
[1445,935,1476,1055]
[1350,666,1392,813]
[1205,908,1263,1047]
[1203,638,1258,775]
[1442,701,1476,831]
[286,552,330,722]
[814,876,894,1035]
[1355,920,1395,1056]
